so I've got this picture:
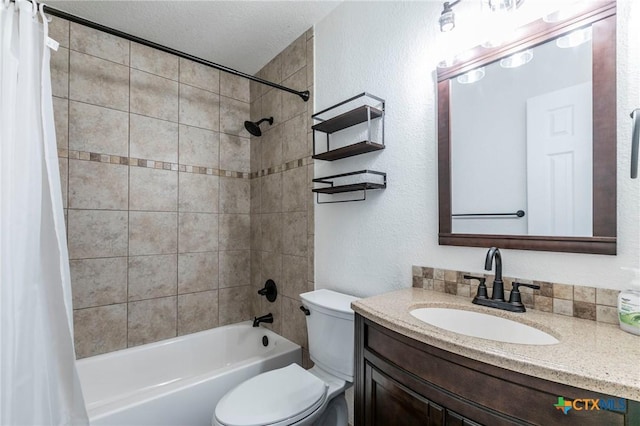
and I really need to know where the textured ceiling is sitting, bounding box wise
[46,1,341,75]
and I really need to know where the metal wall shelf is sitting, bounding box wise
[312,93,385,162]
[312,105,383,134]
[312,170,386,204]
[312,141,385,161]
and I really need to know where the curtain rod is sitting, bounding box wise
[10,0,310,102]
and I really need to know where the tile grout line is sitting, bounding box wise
[62,24,77,351]
[64,95,246,136]
[67,208,229,215]
[126,40,131,349]
[65,26,71,246]
[176,58,181,338]
[68,44,239,101]
[256,91,264,326]
[217,68,222,328]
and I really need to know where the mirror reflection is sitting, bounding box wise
[450,27,593,236]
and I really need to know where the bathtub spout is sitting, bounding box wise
[253,313,273,327]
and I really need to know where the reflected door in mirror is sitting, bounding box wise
[526,82,592,236]
[450,34,592,237]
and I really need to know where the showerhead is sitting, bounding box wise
[244,117,274,137]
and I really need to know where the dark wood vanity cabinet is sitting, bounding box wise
[355,315,639,426]
[364,363,481,426]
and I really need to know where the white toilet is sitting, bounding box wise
[213,289,359,426]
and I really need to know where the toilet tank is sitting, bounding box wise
[300,289,359,382]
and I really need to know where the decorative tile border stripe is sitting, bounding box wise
[411,265,621,325]
[249,157,312,179]
[58,148,312,180]
[58,148,249,178]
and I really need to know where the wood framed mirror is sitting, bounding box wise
[437,1,616,255]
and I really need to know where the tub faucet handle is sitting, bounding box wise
[258,279,278,302]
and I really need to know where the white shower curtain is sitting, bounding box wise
[0,0,88,424]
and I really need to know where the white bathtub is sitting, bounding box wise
[76,322,301,426]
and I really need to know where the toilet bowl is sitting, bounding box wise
[213,289,359,426]
[212,364,347,426]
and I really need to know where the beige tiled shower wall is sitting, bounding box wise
[50,17,264,358]
[249,29,316,368]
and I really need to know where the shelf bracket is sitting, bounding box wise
[315,190,368,204]
[312,170,386,204]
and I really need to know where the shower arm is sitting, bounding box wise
[255,117,273,125]
[12,0,310,102]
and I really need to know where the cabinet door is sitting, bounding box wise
[364,363,429,426]
[364,363,486,426]
[445,410,483,426]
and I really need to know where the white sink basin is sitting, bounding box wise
[410,307,559,345]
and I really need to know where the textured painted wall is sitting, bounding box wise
[314,0,640,297]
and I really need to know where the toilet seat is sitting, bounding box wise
[214,364,328,426]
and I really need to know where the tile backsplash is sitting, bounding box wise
[412,266,620,324]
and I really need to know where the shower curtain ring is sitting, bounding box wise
[40,2,51,22]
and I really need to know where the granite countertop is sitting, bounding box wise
[352,288,640,401]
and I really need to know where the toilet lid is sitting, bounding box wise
[215,364,328,426]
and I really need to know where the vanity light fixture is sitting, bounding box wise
[456,67,486,84]
[556,27,592,49]
[485,0,525,13]
[479,0,525,48]
[499,49,533,68]
[439,0,525,35]
[437,59,454,68]
[543,1,583,23]
[439,0,461,32]
[481,39,505,49]
[437,48,476,69]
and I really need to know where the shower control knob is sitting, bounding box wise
[258,279,278,302]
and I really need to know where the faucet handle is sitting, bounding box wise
[508,282,540,306]
[258,279,278,302]
[463,274,486,284]
[512,282,540,291]
[465,275,488,300]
